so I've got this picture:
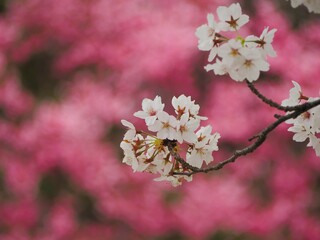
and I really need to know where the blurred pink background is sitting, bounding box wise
[0,0,320,239]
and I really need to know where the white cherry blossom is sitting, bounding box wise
[288,124,312,142]
[288,0,320,14]
[234,48,270,82]
[120,134,149,172]
[281,81,303,107]
[205,59,229,75]
[246,27,277,57]
[217,3,249,31]
[121,120,136,140]
[217,39,243,63]
[134,95,164,126]
[172,94,207,120]
[176,113,199,144]
[172,94,198,117]
[148,111,179,140]
[187,144,213,168]
[286,97,320,127]
[151,152,173,175]
[186,126,220,168]
[282,83,320,157]
[195,13,220,51]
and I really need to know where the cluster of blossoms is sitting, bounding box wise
[195,3,277,82]
[121,95,220,186]
[288,0,320,13]
[121,2,320,188]
[282,81,320,156]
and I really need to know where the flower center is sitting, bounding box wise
[302,111,311,120]
[244,59,253,68]
[230,48,240,56]
[148,109,157,116]
[208,28,215,37]
[163,122,170,129]
[226,16,239,29]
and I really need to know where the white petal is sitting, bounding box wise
[121,120,134,129]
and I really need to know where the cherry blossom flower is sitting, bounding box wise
[186,126,220,168]
[288,0,320,13]
[148,111,179,140]
[134,95,164,126]
[217,3,249,31]
[233,48,270,82]
[171,94,206,120]
[121,134,149,172]
[172,94,198,117]
[204,59,229,75]
[288,124,312,142]
[176,113,199,144]
[217,39,243,63]
[121,120,136,140]
[246,27,277,57]
[195,12,228,62]
[195,14,220,51]
[151,153,173,175]
[281,81,304,107]
[289,97,320,129]
[282,83,320,157]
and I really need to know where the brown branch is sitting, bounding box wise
[166,141,200,173]
[171,97,320,176]
[245,80,307,112]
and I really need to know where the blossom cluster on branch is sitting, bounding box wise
[120,2,320,187]
[121,95,220,186]
[2,0,320,238]
[195,3,277,82]
[282,81,320,156]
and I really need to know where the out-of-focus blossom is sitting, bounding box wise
[288,0,320,13]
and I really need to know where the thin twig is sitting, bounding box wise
[245,80,287,110]
[245,80,308,112]
[166,141,200,173]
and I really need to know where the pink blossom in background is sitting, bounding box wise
[0,0,320,239]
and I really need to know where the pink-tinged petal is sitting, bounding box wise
[182,131,197,144]
[121,120,134,129]
[208,48,218,62]
[145,115,157,126]
[207,13,215,28]
[216,6,228,21]
[293,132,308,142]
[133,110,148,119]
